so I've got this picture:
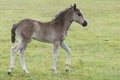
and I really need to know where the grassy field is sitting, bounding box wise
[0,0,120,80]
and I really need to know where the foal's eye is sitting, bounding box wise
[77,13,81,16]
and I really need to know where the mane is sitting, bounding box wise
[52,7,72,21]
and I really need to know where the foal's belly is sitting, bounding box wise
[33,37,52,43]
[32,32,54,43]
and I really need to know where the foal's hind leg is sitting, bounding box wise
[8,43,21,74]
[52,41,60,74]
[60,41,71,71]
[20,46,29,74]
[8,41,29,74]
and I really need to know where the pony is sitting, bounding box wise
[8,4,87,74]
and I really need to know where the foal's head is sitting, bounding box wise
[71,4,87,27]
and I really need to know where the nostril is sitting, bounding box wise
[82,21,87,26]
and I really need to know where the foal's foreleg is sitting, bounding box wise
[52,41,60,74]
[20,47,29,74]
[8,44,20,74]
[60,41,71,71]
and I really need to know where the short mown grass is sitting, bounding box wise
[0,0,120,80]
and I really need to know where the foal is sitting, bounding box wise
[8,4,87,74]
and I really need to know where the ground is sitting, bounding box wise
[0,0,120,80]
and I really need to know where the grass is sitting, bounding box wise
[0,0,120,80]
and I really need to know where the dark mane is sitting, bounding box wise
[52,7,72,21]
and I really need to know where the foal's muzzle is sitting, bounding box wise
[82,21,87,27]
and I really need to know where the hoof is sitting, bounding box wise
[65,69,69,72]
[65,64,70,72]
[8,71,11,75]
[23,69,29,74]
[52,69,57,74]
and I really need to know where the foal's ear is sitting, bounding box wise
[73,3,76,11]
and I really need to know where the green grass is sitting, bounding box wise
[0,0,120,80]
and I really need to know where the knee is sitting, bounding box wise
[11,45,20,53]
[11,46,17,53]
[11,46,16,50]
[67,48,71,54]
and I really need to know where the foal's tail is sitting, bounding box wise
[11,24,18,43]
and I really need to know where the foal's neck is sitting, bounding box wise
[63,14,73,33]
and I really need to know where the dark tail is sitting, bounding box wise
[11,24,18,43]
